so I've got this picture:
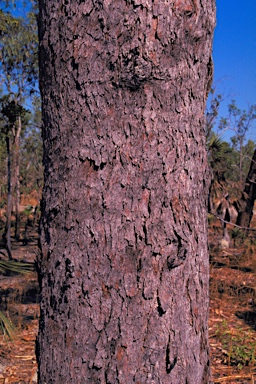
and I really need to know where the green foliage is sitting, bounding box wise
[0,310,16,340]
[0,95,30,129]
[206,92,256,210]
[207,133,256,185]
[0,4,42,222]
[0,258,34,341]
[218,101,256,183]
[20,95,43,193]
[0,259,34,274]
[0,93,43,195]
[231,227,247,247]
[229,139,256,183]
[208,133,227,164]
[0,8,38,95]
[207,134,236,182]
[214,320,256,369]
[0,259,34,340]
[206,92,234,181]
[205,91,223,141]
[0,3,39,337]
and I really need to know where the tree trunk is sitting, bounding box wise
[38,1,216,383]
[236,148,256,228]
[5,135,12,260]
[14,115,22,241]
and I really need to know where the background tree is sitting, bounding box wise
[0,5,40,248]
[205,92,234,213]
[18,95,43,193]
[38,0,216,383]
[219,101,256,185]
[206,94,256,221]
[235,148,256,228]
[205,89,223,143]
[0,8,38,96]
[0,96,29,257]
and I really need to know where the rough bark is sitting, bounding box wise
[236,149,256,228]
[38,1,216,383]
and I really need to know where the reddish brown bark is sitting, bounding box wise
[38,1,216,382]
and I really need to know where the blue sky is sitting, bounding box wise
[212,0,256,142]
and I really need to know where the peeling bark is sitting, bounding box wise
[38,1,216,382]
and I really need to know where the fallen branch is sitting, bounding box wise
[209,211,256,231]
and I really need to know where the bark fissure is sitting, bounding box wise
[166,335,178,374]
[156,292,166,317]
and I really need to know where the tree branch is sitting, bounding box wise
[209,211,256,231]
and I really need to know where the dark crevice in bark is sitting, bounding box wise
[147,195,151,215]
[92,364,101,371]
[109,339,116,356]
[142,224,148,244]
[115,366,120,384]
[166,230,188,269]
[89,158,106,171]
[79,156,106,171]
[157,294,166,317]
[75,80,82,91]
[136,258,142,280]
[81,287,89,300]
[104,370,113,384]
[167,241,187,270]
[65,258,74,277]
[166,335,177,374]
[71,58,78,71]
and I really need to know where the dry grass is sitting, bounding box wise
[209,216,256,383]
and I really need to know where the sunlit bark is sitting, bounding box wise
[38,1,216,382]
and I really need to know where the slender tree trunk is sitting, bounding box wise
[239,138,244,185]
[236,148,256,228]
[5,135,12,260]
[38,1,216,383]
[14,115,22,241]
